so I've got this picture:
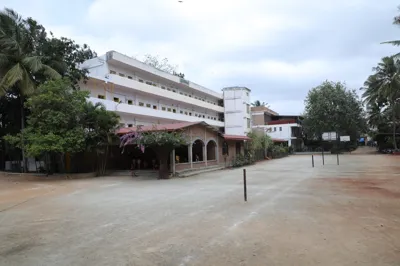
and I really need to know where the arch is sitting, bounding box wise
[192,139,204,162]
[206,140,217,161]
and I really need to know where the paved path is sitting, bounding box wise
[0,155,399,266]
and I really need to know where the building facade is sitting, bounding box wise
[251,106,303,149]
[80,51,250,137]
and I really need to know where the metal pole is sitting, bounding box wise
[312,155,314,168]
[337,153,339,165]
[322,148,325,165]
[243,169,247,202]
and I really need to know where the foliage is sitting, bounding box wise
[361,56,400,150]
[303,81,366,142]
[382,6,400,47]
[120,128,187,179]
[232,152,256,168]
[82,102,120,176]
[251,100,268,107]
[4,79,89,173]
[143,54,185,78]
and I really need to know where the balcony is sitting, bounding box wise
[96,74,225,113]
[89,97,225,128]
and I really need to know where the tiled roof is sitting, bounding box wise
[223,134,251,141]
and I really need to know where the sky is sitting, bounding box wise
[2,0,400,114]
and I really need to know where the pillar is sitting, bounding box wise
[204,143,207,166]
[189,144,193,169]
[172,149,176,175]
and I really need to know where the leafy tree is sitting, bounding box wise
[5,79,88,173]
[82,102,120,176]
[382,6,400,47]
[362,56,400,149]
[251,100,268,107]
[303,81,366,142]
[120,129,187,179]
[0,8,61,171]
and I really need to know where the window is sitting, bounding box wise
[167,88,171,91]
[184,94,188,96]
[202,99,205,101]
[189,95,192,98]
[139,79,144,83]
[173,90,176,93]
[153,105,157,110]
[127,100,133,105]
[173,109,176,113]
[167,108,172,112]
[185,112,188,115]
[128,76,133,79]
[139,102,144,107]
[128,124,133,127]
[247,118,251,128]
[119,73,125,77]
[195,114,198,117]
[146,103,151,108]
[246,92,249,96]
[203,115,205,118]
[207,116,210,119]
[180,92,183,95]
[195,97,198,99]
[274,127,276,132]
[246,104,250,114]
[222,141,229,155]
[152,84,157,87]
[189,112,192,116]
[110,70,116,74]
[161,86,166,89]
[162,107,166,111]
[180,110,183,114]
[279,127,282,131]
[98,95,105,99]
[113,97,119,103]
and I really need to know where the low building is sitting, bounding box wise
[251,106,303,149]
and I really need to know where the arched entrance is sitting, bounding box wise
[192,139,204,162]
[206,140,217,160]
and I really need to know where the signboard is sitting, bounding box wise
[322,132,337,141]
[340,136,350,142]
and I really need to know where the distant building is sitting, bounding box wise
[251,106,303,149]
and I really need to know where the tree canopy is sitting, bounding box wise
[303,81,366,141]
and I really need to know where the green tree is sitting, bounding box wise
[362,57,400,149]
[303,81,366,142]
[251,100,268,107]
[82,102,120,176]
[120,129,187,179]
[0,8,61,171]
[5,79,88,173]
[382,6,400,46]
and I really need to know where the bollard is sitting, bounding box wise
[337,153,339,165]
[243,169,247,202]
[322,149,325,165]
[312,155,314,168]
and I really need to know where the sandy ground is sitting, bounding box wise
[0,153,399,266]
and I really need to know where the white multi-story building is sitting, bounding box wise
[80,51,250,136]
[251,106,303,149]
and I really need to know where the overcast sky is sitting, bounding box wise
[3,0,400,114]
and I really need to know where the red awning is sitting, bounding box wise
[223,134,251,141]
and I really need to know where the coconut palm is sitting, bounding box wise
[251,100,268,107]
[362,56,400,150]
[0,8,60,171]
[382,8,400,47]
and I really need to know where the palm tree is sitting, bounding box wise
[382,8,400,46]
[0,8,60,172]
[251,100,268,107]
[362,56,400,150]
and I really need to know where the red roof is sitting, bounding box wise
[272,138,287,142]
[117,121,217,135]
[223,134,251,141]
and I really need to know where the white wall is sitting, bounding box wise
[223,87,251,136]
[253,123,301,145]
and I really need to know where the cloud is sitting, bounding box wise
[2,0,400,114]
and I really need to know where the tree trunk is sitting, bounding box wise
[157,148,171,179]
[393,107,398,150]
[20,96,27,173]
